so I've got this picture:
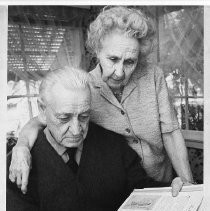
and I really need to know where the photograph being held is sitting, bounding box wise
[9,6,194,195]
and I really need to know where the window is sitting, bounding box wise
[158,6,203,131]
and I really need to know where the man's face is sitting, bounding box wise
[44,83,91,148]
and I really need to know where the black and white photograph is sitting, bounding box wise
[0,1,209,211]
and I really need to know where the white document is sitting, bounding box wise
[118,185,203,211]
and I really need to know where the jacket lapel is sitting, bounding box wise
[90,64,123,109]
[121,81,137,104]
[121,64,148,103]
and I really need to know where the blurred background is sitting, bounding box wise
[7,5,203,183]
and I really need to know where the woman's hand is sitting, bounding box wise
[171,177,193,197]
[9,145,32,194]
[8,115,46,194]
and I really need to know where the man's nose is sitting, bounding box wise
[114,62,124,78]
[70,118,81,135]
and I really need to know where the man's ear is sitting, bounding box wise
[37,97,47,124]
[37,97,47,123]
[37,97,47,113]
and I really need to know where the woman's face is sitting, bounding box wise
[97,32,140,90]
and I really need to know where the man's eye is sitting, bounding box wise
[58,117,70,122]
[125,59,135,65]
[79,115,89,122]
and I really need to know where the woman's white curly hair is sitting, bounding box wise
[86,6,156,67]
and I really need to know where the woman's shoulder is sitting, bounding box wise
[89,64,100,77]
[132,64,163,81]
[141,64,165,82]
[146,64,164,75]
[89,65,102,87]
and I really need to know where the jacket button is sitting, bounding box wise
[121,110,125,115]
[125,128,130,133]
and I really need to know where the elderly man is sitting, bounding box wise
[7,67,185,211]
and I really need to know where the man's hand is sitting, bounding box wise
[171,177,193,197]
[9,145,32,194]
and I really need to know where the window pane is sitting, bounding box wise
[7,97,39,137]
[29,80,41,95]
[173,98,186,129]
[188,98,203,131]
[159,6,203,131]
[165,69,186,97]
[173,97,203,131]
[7,80,27,96]
[187,79,203,97]
[7,78,40,136]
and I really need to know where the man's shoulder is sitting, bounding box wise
[88,122,125,146]
[88,122,121,135]
[32,129,48,153]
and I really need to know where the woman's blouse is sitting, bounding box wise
[89,64,179,182]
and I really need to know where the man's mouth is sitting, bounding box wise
[110,76,125,82]
[65,135,83,142]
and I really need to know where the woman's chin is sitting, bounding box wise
[107,82,123,90]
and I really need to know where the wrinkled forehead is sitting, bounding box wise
[47,84,91,114]
[99,30,140,55]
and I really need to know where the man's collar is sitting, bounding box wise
[44,127,83,156]
[44,128,66,156]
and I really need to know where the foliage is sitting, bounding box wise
[181,104,203,131]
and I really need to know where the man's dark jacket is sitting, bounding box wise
[7,122,166,211]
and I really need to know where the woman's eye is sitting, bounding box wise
[58,116,70,123]
[109,57,118,62]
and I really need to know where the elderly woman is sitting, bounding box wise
[9,6,194,193]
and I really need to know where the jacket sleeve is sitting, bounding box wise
[7,152,39,211]
[155,67,179,133]
[7,186,39,211]
[121,141,169,193]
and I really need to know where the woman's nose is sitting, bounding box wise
[114,62,125,78]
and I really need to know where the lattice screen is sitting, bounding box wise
[8,6,90,82]
[8,24,65,80]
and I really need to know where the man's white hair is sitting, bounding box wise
[39,66,92,104]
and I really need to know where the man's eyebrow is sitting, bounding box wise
[55,113,72,118]
[124,57,135,60]
[55,109,91,117]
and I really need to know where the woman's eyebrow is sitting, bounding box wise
[80,109,91,115]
